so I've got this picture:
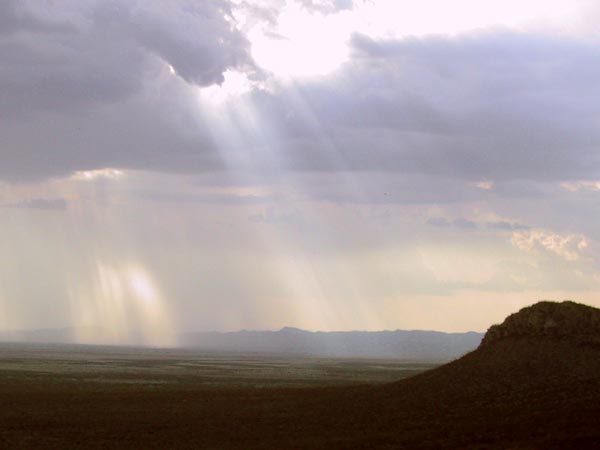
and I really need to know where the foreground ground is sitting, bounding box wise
[0,343,436,449]
[1,334,600,449]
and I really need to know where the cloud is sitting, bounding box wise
[0,0,74,36]
[474,180,494,190]
[511,229,590,262]
[0,0,250,117]
[486,221,529,231]
[94,1,251,86]
[297,0,356,14]
[138,190,272,205]
[427,217,451,227]
[427,216,530,231]
[561,181,600,192]
[248,208,307,227]
[2,5,600,212]
[251,31,600,182]
[427,217,477,230]
[2,198,68,210]
[453,217,478,230]
[427,217,533,232]
[71,169,124,181]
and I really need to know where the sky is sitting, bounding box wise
[1,0,600,345]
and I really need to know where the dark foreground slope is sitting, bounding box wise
[2,301,600,449]
[370,301,600,449]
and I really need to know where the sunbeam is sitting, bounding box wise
[69,261,176,346]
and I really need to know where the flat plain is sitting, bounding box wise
[0,342,437,449]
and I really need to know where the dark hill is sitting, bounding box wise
[355,300,600,448]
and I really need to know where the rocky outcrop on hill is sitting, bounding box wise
[480,300,600,347]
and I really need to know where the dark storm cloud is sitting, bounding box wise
[251,31,600,183]
[0,91,224,181]
[0,0,74,35]
[2,0,600,203]
[92,1,251,86]
[0,0,249,181]
[0,0,250,117]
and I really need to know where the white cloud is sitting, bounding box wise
[71,169,124,181]
[560,180,600,192]
[474,180,494,190]
[511,229,590,261]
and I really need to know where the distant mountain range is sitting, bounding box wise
[180,327,483,360]
[0,326,483,361]
[0,327,89,344]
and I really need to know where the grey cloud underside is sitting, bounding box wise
[0,0,250,181]
[1,0,599,198]
[253,32,600,181]
[1,91,224,182]
[0,0,249,116]
[93,1,251,86]
[427,217,529,231]
[1,197,68,210]
[0,0,74,35]
[137,190,272,205]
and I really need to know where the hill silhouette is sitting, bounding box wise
[358,300,600,448]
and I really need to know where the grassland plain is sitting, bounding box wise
[2,302,600,450]
[0,343,437,449]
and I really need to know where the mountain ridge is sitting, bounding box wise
[180,327,483,360]
[0,326,484,360]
